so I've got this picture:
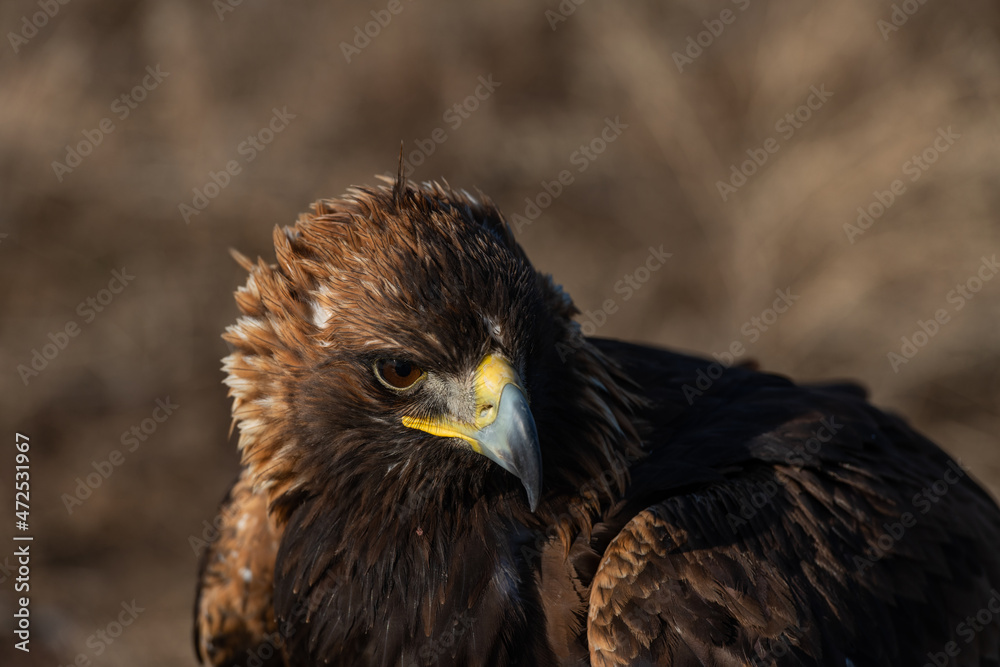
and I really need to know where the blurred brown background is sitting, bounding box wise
[1,0,999,664]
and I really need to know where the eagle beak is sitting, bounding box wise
[474,382,542,511]
[401,355,543,511]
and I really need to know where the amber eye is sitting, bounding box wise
[374,359,425,390]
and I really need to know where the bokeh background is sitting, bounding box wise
[2,0,999,664]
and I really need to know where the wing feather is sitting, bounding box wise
[587,339,1000,667]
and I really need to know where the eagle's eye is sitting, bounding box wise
[374,359,425,390]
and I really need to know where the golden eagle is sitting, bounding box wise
[195,176,1000,666]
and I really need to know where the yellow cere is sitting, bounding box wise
[400,354,522,452]
[472,354,521,428]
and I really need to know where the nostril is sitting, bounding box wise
[480,405,494,419]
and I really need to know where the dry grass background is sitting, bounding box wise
[1,0,999,664]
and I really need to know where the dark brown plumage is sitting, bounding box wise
[195,176,1000,666]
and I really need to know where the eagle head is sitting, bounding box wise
[222,178,639,531]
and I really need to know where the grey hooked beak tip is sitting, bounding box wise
[473,384,543,512]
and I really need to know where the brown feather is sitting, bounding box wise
[195,177,1000,667]
[194,467,284,666]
